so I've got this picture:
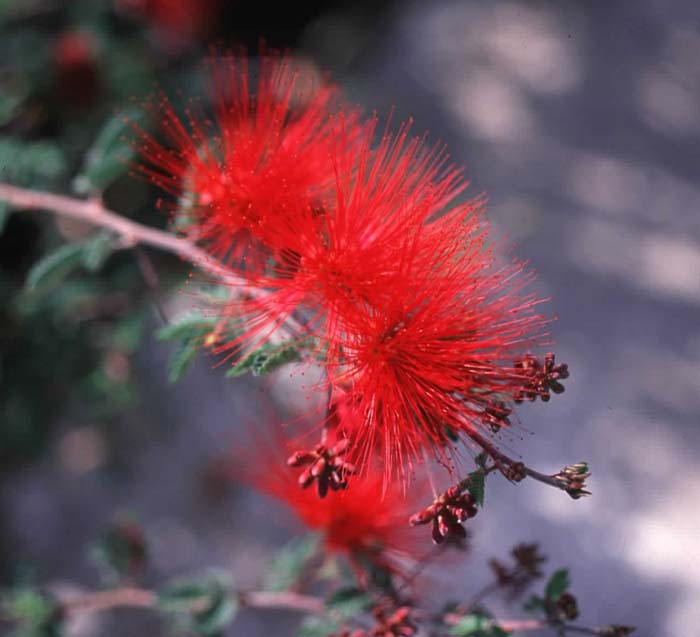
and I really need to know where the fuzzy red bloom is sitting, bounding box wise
[116,0,220,47]
[225,117,470,355]
[224,115,549,486]
[135,51,342,271]
[333,207,549,484]
[233,420,428,580]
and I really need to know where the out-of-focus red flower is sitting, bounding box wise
[53,31,101,107]
[135,50,342,272]
[233,419,429,582]
[116,0,220,48]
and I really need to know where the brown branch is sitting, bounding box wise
[60,587,323,617]
[0,182,304,337]
[468,429,572,491]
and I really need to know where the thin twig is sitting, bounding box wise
[60,587,323,617]
[0,182,303,336]
[468,430,564,490]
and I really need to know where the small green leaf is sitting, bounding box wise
[463,470,486,507]
[158,570,236,637]
[157,313,219,342]
[263,534,320,592]
[167,339,200,383]
[522,595,545,613]
[325,587,371,619]
[4,585,62,637]
[450,614,511,636]
[25,243,87,291]
[226,341,302,378]
[73,108,143,195]
[544,569,570,601]
[81,231,114,271]
[0,202,9,234]
[298,616,340,637]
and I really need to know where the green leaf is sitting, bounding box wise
[263,534,320,592]
[73,108,143,195]
[167,339,200,383]
[226,341,302,378]
[0,202,9,234]
[325,587,371,619]
[544,569,570,601]
[4,585,63,637]
[158,570,237,637]
[0,138,66,186]
[24,233,114,293]
[522,595,545,613]
[463,470,486,507]
[90,518,147,584]
[81,231,114,271]
[157,313,219,342]
[25,242,87,291]
[298,616,340,637]
[450,614,511,637]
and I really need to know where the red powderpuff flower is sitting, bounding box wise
[223,116,472,356]
[53,30,101,107]
[134,51,343,271]
[331,206,550,486]
[232,420,430,583]
[116,0,220,48]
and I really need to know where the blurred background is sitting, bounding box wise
[1,0,699,635]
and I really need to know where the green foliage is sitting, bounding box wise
[298,616,340,637]
[449,614,511,637]
[157,313,221,382]
[0,138,66,187]
[325,587,372,619]
[2,585,62,637]
[263,534,321,592]
[463,469,486,507]
[158,570,237,637]
[225,340,305,378]
[544,569,570,601]
[73,108,144,195]
[90,517,147,584]
[24,232,115,292]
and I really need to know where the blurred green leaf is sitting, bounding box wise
[298,616,340,637]
[522,595,545,613]
[463,470,486,507]
[3,584,62,637]
[263,534,320,592]
[25,242,87,291]
[158,570,237,637]
[0,138,66,186]
[24,233,115,292]
[544,569,570,601]
[450,614,510,637]
[73,108,143,195]
[166,339,200,383]
[325,587,371,619]
[90,518,147,585]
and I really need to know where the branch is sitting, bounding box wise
[60,587,323,617]
[468,430,589,497]
[0,182,304,336]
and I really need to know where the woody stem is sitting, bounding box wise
[467,430,563,489]
[59,587,324,616]
[0,182,303,336]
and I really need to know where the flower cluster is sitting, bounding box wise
[138,49,567,502]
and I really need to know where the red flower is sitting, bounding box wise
[332,206,548,485]
[116,0,220,48]
[54,31,101,106]
[232,419,429,581]
[225,117,469,357]
[135,50,342,272]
